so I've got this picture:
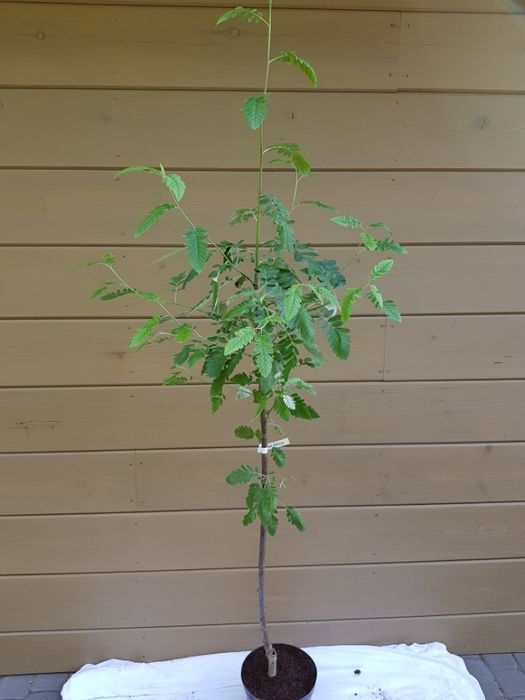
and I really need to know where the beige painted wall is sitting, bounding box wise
[1,0,525,673]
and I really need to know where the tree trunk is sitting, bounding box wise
[258,408,277,677]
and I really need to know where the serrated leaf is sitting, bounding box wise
[234,425,255,440]
[285,377,316,395]
[135,203,175,238]
[283,284,302,322]
[282,394,296,410]
[367,284,384,309]
[216,6,264,25]
[361,232,378,251]
[341,287,361,323]
[294,307,315,345]
[301,199,336,211]
[370,259,394,281]
[376,237,408,255]
[290,394,320,420]
[229,208,257,225]
[383,299,402,323]
[183,226,209,272]
[254,332,273,377]
[243,507,257,526]
[129,316,161,349]
[162,172,186,202]
[163,373,188,385]
[100,287,134,301]
[230,372,252,386]
[331,215,363,229]
[171,323,193,342]
[173,344,193,367]
[271,446,286,468]
[369,221,390,230]
[223,299,252,321]
[135,290,161,303]
[273,50,318,87]
[257,485,278,533]
[226,464,256,485]
[242,94,269,130]
[286,506,306,533]
[203,346,226,379]
[224,326,255,355]
[278,221,296,251]
[266,143,310,177]
[273,395,291,421]
[246,482,261,510]
[236,386,253,399]
[188,348,206,368]
[322,321,350,360]
[90,282,115,300]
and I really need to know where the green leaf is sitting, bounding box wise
[301,199,336,211]
[188,348,206,368]
[129,316,161,349]
[294,307,315,346]
[162,172,186,202]
[171,323,193,342]
[285,377,316,395]
[266,143,311,177]
[234,425,255,440]
[90,282,115,300]
[237,386,253,400]
[271,447,286,468]
[341,287,362,323]
[243,507,257,526]
[230,372,252,386]
[135,290,162,303]
[223,299,252,321]
[224,326,255,355]
[367,284,384,309]
[376,237,408,255]
[273,395,291,421]
[254,332,274,377]
[163,373,188,385]
[246,482,261,510]
[216,6,264,25]
[242,95,269,130]
[322,320,350,360]
[203,346,226,379]
[183,227,209,272]
[290,394,320,420]
[283,284,302,322]
[273,51,318,87]
[257,485,278,534]
[115,165,160,179]
[286,506,306,533]
[173,344,193,367]
[135,203,175,238]
[331,215,363,229]
[369,221,390,230]
[370,259,393,281]
[229,208,257,225]
[361,232,378,251]
[226,465,256,485]
[278,221,296,251]
[100,287,134,301]
[383,299,402,323]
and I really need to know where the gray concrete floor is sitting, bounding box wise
[1,654,525,698]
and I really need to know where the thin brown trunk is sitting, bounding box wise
[258,408,277,677]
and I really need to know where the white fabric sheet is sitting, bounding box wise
[62,642,484,700]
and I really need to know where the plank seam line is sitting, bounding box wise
[3,242,525,248]
[1,440,524,457]
[4,167,525,174]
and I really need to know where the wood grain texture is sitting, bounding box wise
[400,12,525,92]
[2,503,525,574]
[0,5,399,90]
[2,443,524,515]
[3,0,522,11]
[3,560,525,632]
[3,170,525,246]
[1,612,524,674]
[1,381,524,453]
[2,245,524,318]
[2,91,525,168]
[385,315,525,380]
[0,319,385,386]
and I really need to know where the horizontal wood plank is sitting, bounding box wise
[3,170,525,246]
[0,319,385,386]
[2,503,525,574]
[2,245,524,318]
[2,91,525,168]
[0,5,399,90]
[3,560,525,632]
[2,443,524,515]
[4,1,521,11]
[385,315,525,380]
[2,612,524,675]
[400,12,525,92]
[1,381,524,453]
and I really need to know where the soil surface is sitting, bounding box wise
[241,644,317,700]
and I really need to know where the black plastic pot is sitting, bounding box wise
[241,643,317,700]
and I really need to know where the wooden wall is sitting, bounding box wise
[1,0,525,673]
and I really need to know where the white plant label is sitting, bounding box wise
[257,438,290,454]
